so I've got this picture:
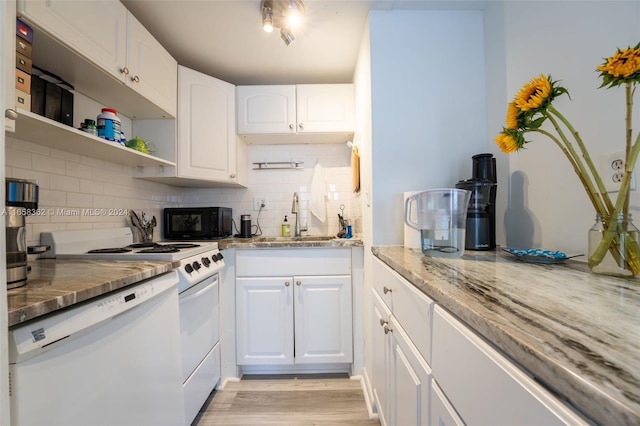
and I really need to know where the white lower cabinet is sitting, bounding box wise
[432,306,588,425]
[372,290,431,426]
[371,255,434,426]
[430,380,464,426]
[235,249,353,368]
[371,257,590,425]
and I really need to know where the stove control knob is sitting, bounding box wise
[211,255,218,263]
[216,253,224,261]
[184,264,194,274]
[192,261,201,271]
[202,257,211,267]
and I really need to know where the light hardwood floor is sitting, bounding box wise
[192,374,380,425]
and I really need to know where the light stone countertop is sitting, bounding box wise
[218,235,363,249]
[372,246,640,425]
[7,259,179,328]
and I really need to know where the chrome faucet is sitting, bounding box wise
[291,192,307,237]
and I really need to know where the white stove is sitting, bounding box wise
[41,227,225,293]
[40,227,225,424]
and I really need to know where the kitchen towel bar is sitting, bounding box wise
[253,161,304,170]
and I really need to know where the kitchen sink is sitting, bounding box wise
[253,235,337,242]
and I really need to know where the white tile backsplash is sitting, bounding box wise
[182,143,362,237]
[6,135,182,246]
[7,135,363,246]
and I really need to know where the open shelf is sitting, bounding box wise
[12,109,176,168]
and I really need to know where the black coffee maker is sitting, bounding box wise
[455,153,497,250]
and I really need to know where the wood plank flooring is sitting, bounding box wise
[192,374,380,425]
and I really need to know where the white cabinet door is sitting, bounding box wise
[388,316,431,426]
[236,276,294,365]
[296,84,354,133]
[432,306,588,425]
[236,85,296,134]
[371,290,392,425]
[430,380,464,426]
[178,65,237,182]
[294,275,353,364]
[3,0,16,132]
[17,0,127,81]
[236,84,354,136]
[126,12,177,117]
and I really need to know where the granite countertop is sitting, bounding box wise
[7,259,179,328]
[372,246,640,426]
[218,235,363,249]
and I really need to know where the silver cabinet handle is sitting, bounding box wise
[229,173,236,179]
[131,75,140,83]
[296,281,301,286]
[379,318,388,327]
[289,124,294,130]
[383,286,392,294]
[285,281,290,287]
[384,325,392,335]
[298,123,304,130]
[120,66,129,75]
[5,109,18,120]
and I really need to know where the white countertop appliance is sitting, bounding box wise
[39,227,225,425]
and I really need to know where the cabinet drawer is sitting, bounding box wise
[432,306,588,425]
[373,258,433,364]
[236,248,351,276]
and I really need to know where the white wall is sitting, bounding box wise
[368,9,488,246]
[485,1,640,254]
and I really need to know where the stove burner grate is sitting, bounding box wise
[87,248,133,254]
[136,246,180,254]
[127,242,159,249]
[162,243,200,249]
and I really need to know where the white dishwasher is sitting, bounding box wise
[8,271,185,426]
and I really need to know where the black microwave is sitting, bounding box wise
[163,207,232,240]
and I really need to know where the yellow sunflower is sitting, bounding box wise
[514,74,552,112]
[505,102,519,129]
[494,132,521,154]
[597,47,640,78]
[598,42,640,88]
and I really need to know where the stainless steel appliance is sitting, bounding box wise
[455,153,497,250]
[239,214,252,238]
[6,178,40,288]
[9,271,185,426]
[40,227,225,425]
[163,207,232,240]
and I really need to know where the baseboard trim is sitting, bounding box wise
[357,369,379,420]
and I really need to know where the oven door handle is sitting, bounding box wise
[180,276,218,304]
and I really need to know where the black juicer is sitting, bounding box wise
[455,153,497,250]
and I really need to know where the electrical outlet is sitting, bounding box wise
[600,151,637,193]
[253,197,267,211]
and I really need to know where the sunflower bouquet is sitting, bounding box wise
[495,42,640,276]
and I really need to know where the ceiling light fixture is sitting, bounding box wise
[260,0,305,46]
[280,28,295,46]
[261,1,274,33]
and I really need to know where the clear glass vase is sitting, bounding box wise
[588,213,640,277]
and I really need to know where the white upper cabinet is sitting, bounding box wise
[236,85,296,134]
[176,65,245,185]
[296,84,354,133]
[125,12,177,117]
[17,0,127,79]
[17,0,177,118]
[236,84,354,144]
